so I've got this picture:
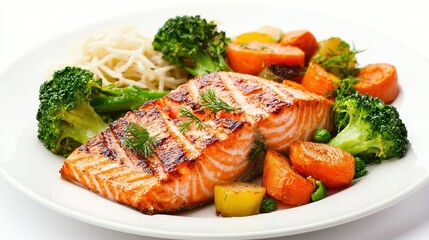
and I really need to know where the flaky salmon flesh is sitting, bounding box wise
[60,72,333,214]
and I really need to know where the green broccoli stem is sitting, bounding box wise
[184,50,231,77]
[61,102,109,143]
[91,85,170,113]
[217,52,232,71]
[328,114,381,156]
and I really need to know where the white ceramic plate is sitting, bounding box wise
[1,3,429,240]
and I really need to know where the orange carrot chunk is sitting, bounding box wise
[282,80,307,91]
[280,30,318,62]
[227,42,305,76]
[262,150,315,206]
[289,141,355,188]
[355,63,399,103]
[301,62,339,98]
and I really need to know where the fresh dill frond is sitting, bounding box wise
[312,49,361,78]
[313,41,363,78]
[178,107,205,133]
[178,120,192,133]
[199,88,241,114]
[123,122,157,157]
[336,40,351,51]
[248,139,267,161]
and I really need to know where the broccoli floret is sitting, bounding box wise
[37,67,109,157]
[37,66,169,157]
[152,15,231,77]
[328,92,408,162]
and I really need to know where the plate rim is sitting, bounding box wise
[1,3,429,239]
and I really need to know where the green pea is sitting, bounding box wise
[313,129,331,143]
[260,196,277,213]
[311,180,326,202]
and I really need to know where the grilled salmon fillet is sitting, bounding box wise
[60,72,333,214]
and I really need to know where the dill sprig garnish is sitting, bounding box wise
[178,107,205,133]
[199,88,241,114]
[123,122,157,157]
[312,41,363,78]
[248,139,267,161]
[312,51,361,78]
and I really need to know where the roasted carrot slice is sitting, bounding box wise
[227,42,305,75]
[280,30,318,62]
[262,150,315,206]
[282,79,307,91]
[355,63,399,103]
[289,141,355,188]
[301,62,339,98]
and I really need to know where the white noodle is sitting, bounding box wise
[53,26,188,90]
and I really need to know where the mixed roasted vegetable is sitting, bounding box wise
[37,15,409,217]
[210,17,407,217]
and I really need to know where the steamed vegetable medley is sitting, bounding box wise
[37,15,409,217]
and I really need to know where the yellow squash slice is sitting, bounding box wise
[214,182,266,217]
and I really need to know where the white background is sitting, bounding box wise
[1,0,429,239]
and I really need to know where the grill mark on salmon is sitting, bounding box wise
[107,119,154,174]
[60,72,333,214]
[217,73,267,122]
[166,84,198,110]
